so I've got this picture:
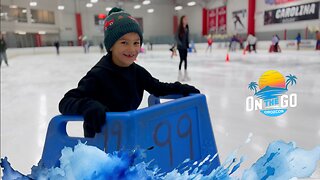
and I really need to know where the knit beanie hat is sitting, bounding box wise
[104,7,143,51]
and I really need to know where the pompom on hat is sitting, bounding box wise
[104,7,143,52]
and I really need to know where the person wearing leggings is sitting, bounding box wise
[176,15,190,81]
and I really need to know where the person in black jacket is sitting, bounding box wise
[59,8,200,138]
[0,34,9,67]
[176,15,190,81]
[54,41,60,55]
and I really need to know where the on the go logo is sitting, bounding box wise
[246,70,298,117]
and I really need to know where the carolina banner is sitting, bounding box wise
[264,1,319,25]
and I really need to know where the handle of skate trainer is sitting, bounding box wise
[148,94,185,106]
[41,94,221,173]
[40,114,107,168]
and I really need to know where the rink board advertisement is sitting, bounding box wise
[264,1,319,25]
[286,40,316,49]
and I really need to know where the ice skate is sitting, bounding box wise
[178,70,184,81]
[184,70,190,81]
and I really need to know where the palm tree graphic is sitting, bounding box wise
[285,74,297,89]
[248,82,258,94]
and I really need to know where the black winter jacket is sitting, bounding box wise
[59,54,199,115]
[0,39,7,52]
[176,25,189,50]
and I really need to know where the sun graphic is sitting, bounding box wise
[258,70,286,90]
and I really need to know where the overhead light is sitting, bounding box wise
[187,1,196,6]
[147,9,154,13]
[105,7,112,11]
[30,1,37,6]
[90,0,98,3]
[134,5,141,9]
[142,0,150,5]
[58,5,64,10]
[9,5,18,8]
[22,9,27,13]
[86,3,93,7]
[15,31,26,35]
[0,13,7,17]
[10,0,17,8]
[175,6,183,11]
[38,31,46,35]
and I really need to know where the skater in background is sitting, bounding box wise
[247,34,257,53]
[229,35,239,51]
[81,36,90,53]
[99,42,104,53]
[59,7,200,138]
[237,34,244,50]
[271,35,277,52]
[150,41,153,51]
[206,34,213,53]
[83,41,90,53]
[146,41,153,51]
[275,34,281,52]
[271,34,280,52]
[190,40,197,53]
[54,41,60,55]
[170,43,177,58]
[176,15,190,81]
[295,33,301,50]
[316,31,320,50]
[0,34,9,67]
[82,36,90,54]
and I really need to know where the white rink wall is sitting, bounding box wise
[6,39,318,59]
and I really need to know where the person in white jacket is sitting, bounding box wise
[247,34,257,53]
[271,34,280,52]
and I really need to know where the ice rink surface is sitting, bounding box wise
[1,48,320,177]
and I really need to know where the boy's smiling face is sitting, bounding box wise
[110,32,141,67]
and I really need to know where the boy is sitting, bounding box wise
[59,8,200,138]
